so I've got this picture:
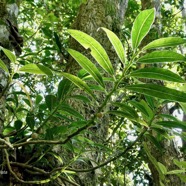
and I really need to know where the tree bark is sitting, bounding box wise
[66,0,128,185]
[0,1,22,185]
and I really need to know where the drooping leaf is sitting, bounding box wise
[138,51,186,63]
[129,100,149,117]
[14,120,23,131]
[68,49,105,88]
[108,110,138,121]
[57,79,72,101]
[61,72,96,99]
[101,27,125,64]
[126,84,186,102]
[26,112,35,131]
[69,95,90,103]
[143,37,186,50]
[131,8,155,50]
[19,64,53,76]
[156,121,186,130]
[54,32,62,52]
[145,134,163,150]
[68,29,114,75]
[60,104,84,120]
[130,67,185,83]
[45,95,58,111]
[0,47,16,63]
[113,102,138,119]
[0,59,9,73]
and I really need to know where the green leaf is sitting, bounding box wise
[14,120,23,131]
[45,95,58,111]
[131,8,155,50]
[166,170,186,175]
[0,59,9,73]
[174,159,186,169]
[113,102,138,119]
[67,49,105,88]
[138,51,186,63]
[61,72,96,99]
[145,134,163,150]
[130,67,185,83]
[68,29,114,75]
[126,84,186,102]
[156,121,186,130]
[101,27,125,64]
[19,64,53,76]
[0,47,16,63]
[129,100,149,117]
[26,112,35,131]
[143,37,186,50]
[61,104,84,120]
[108,110,137,121]
[158,162,167,174]
[57,79,72,101]
[69,95,90,103]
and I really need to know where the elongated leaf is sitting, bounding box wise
[0,47,16,63]
[68,29,114,75]
[132,8,155,50]
[101,27,125,64]
[113,102,138,119]
[69,95,90,103]
[126,84,186,102]
[138,51,186,63]
[156,121,186,130]
[57,79,72,101]
[45,95,58,111]
[166,170,186,175]
[0,59,9,73]
[143,37,186,50]
[158,162,167,174]
[108,110,137,121]
[174,159,186,169]
[68,49,105,88]
[130,67,185,83]
[19,64,53,76]
[61,104,84,120]
[129,100,150,118]
[61,72,96,99]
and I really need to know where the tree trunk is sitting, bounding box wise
[0,1,23,185]
[141,1,183,185]
[66,0,128,185]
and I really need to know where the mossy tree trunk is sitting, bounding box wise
[0,1,23,185]
[66,0,128,185]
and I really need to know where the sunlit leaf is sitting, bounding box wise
[143,37,186,50]
[19,64,53,76]
[68,29,114,75]
[0,47,16,63]
[126,84,186,102]
[68,48,105,88]
[138,51,186,63]
[131,8,155,50]
[158,162,167,174]
[130,67,185,83]
[101,27,125,64]
[0,59,9,73]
